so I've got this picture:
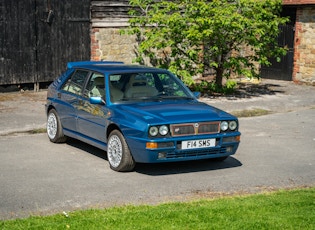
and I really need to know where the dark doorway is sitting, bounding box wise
[261,7,296,81]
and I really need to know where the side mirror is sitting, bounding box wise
[90,97,105,105]
[193,92,201,99]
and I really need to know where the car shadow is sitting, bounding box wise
[233,82,286,98]
[134,157,242,176]
[201,82,286,100]
[65,138,242,175]
[66,138,108,161]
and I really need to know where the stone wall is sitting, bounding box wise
[294,7,315,85]
[90,3,315,85]
[91,28,137,64]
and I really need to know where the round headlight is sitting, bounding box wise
[220,121,229,131]
[149,126,158,136]
[159,125,169,136]
[229,121,237,131]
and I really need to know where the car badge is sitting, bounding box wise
[194,123,199,128]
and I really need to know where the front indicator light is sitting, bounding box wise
[146,142,158,149]
[223,135,241,143]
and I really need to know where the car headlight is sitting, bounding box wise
[149,126,158,136]
[229,121,237,130]
[159,125,169,136]
[220,121,229,131]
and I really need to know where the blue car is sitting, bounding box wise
[46,61,241,172]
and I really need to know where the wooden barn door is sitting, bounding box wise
[35,0,91,84]
[260,24,295,81]
[0,0,91,86]
[0,0,37,85]
[260,8,296,81]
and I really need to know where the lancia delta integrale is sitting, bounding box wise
[46,61,241,172]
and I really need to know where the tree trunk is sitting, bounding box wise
[215,66,224,88]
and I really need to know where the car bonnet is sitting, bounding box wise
[114,100,234,124]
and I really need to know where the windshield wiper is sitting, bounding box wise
[151,95,194,101]
[121,97,152,101]
[121,96,194,102]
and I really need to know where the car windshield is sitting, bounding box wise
[109,72,194,103]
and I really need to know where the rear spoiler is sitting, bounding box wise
[67,61,124,69]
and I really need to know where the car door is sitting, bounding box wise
[76,72,109,143]
[57,69,90,134]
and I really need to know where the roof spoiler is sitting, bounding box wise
[67,61,124,68]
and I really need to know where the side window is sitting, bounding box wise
[143,73,155,87]
[84,72,105,98]
[109,74,123,90]
[61,70,89,95]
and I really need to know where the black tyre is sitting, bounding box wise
[107,130,136,172]
[47,109,67,143]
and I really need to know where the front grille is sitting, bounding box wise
[165,147,227,159]
[171,124,194,136]
[170,122,220,137]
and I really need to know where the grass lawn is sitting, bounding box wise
[1,187,314,230]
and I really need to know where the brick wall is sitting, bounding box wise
[283,0,315,4]
[293,7,315,85]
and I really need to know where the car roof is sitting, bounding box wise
[67,61,168,74]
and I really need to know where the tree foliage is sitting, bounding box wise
[127,0,289,86]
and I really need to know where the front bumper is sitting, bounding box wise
[126,132,241,163]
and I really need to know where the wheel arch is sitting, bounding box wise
[106,123,122,139]
[46,104,56,115]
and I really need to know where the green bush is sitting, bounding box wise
[190,80,237,95]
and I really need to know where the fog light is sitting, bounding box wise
[226,146,234,153]
[158,152,167,159]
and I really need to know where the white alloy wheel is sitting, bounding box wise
[108,134,123,168]
[107,130,136,172]
[46,109,67,143]
[47,112,58,140]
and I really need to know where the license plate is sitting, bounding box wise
[181,139,216,150]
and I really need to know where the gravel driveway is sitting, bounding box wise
[0,79,314,220]
[1,79,314,136]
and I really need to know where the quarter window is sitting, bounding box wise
[84,73,105,98]
[61,70,89,95]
